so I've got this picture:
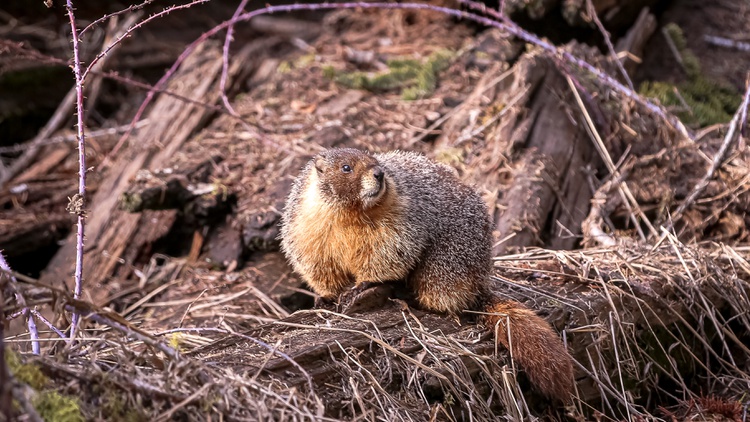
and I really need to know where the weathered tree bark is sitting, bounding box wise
[615,8,657,75]
[433,51,603,254]
[38,41,268,302]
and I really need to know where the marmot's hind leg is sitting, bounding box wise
[408,246,484,315]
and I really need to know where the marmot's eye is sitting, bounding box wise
[341,165,352,173]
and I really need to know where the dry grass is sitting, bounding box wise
[4,239,748,420]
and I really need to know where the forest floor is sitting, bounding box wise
[1,0,749,421]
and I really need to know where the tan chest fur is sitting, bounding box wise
[292,179,412,283]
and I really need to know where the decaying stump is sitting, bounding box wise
[433,51,603,254]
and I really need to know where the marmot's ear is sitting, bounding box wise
[314,155,325,174]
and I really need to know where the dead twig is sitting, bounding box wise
[0,252,40,354]
[703,35,750,53]
[84,13,144,114]
[585,0,634,91]
[565,74,657,240]
[63,299,179,360]
[0,120,149,155]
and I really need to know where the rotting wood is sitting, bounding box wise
[38,41,260,301]
[495,57,600,252]
[0,214,71,258]
[615,8,657,75]
[12,146,71,185]
[0,143,96,261]
[433,53,601,254]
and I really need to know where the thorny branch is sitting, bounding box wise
[80,0,211,82]
[80,0,155,36]
[220,0,250,116]
[64,0,88,341]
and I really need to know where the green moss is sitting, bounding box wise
[276,61,292,74]
[6,350,48,390]
[333,71,370,90]
[168,332,184,352]
[322,65,336,80]
[385,57,421,69]
[402,50,453,100]
[34,391,84,422]
[367,65,419,91]
[681,52,701,79]
[434,147,465,169]
[119,192,143,213]
[663,23,687,51]
[326,50,454,100]
[443,391,455,406]
[639,23,741,127]
[640,78,740,127]
[295,53,316,68]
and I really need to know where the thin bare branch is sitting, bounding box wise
[585,0,634,90]
[81,0,211,82]
[64,0,87,341]
[0,252,40,354]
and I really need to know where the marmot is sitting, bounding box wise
[280,148,574,401]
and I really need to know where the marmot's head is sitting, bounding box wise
[312,148,387,210]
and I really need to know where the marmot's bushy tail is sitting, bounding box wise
[480,296,575,401]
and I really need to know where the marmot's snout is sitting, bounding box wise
[360,165,386,208]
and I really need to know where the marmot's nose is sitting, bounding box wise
[373,168,384,182]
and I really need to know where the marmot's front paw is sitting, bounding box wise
[341,283,393,314]
[313,295,336,310]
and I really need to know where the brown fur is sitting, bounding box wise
[481,297,575,401]
[280,148,575,401]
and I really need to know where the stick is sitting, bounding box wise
[0,252,40,354]
[585,0,634,90]
[64,0,87,341]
